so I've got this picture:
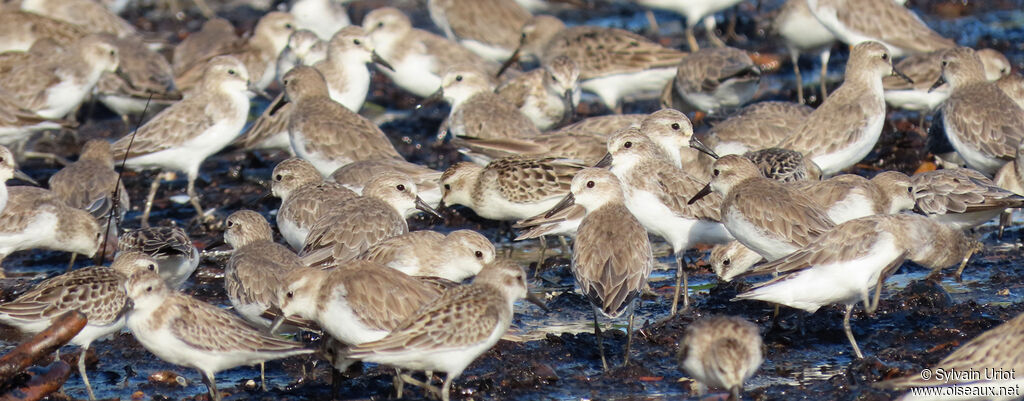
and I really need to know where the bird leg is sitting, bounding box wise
[791,51,804,104]
[670,252,689,315]
[201,370,221,401]
[704,16,727,48]
[79,344,95,401]
[685,25,700,52]
[536,235,548,269]
[260,362,267,391]
[141,171,169,228]
[186,172,208,221]
[623,308,636,366]
[593,309,608,371]
[819,48,831,100]
[66,253,78,273]
[843,304,864,359]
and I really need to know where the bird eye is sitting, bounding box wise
[623,141,632,149]
[671,123,680,130]
[109,50,116,56]
[515,274,523,281]
[148,263,156,271]
[713,169,720,176]
[881,53,888,60]
[227,220,233,227]
[146,286,152,292]
[396,184,405,191]
[586,180,595,188]
[275,174,283,181]
[353,39,361,45]
[723,259,730,266]
[444,184,451,191]
[287,291,294,298]
[228,69,236,75]
[475,251,483,258]
[455,75,463,82]
[285,23,293,29]
[908,186,914,193]
[377,21,384,28]
[0,157,4,163]
[942,61,949,67]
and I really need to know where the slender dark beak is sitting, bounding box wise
[415,196,443,219]
[689,137,719,159]
[688,183,713,205]
[416,88,443,110]
[12,169,38,185]
[892,66,913,84]
[497,45,522,77]
[371,51,394,72]
[204,236,226,250]
[557,89,575,127]
[525,292,549,312]
[929,75,947,93]
[593,152,613,168]
[544,193,575,218]
[268,315,286,335]
[114,67,132,83]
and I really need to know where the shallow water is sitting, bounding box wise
[3,0,1024,400]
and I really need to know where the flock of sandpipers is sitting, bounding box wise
[0,0,1023,400]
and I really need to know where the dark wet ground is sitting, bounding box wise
[3,0,1024,400]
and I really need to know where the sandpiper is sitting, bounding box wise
[912,168,1024,231]
[496,54,580,130]
[706,101,813,156]
[543,168,652,370]
[427,0,532,63]
[174,12,295,92]
[0,186,102,274]
[451,131,607,166]
[48,140,129,237]
[874,311,1024,400]
[744,148,822,182]
[661,47,761,114]
[883,48,1010,112]
[632,0,745,51]
[0,92,74,148]
[440,156,582,222]
[434,65,538,141]
[275,29,327,86]
[124,268,313,401]
[504,15,685,112]
[300,172,441,267]
[0,34,119,119]
[224,210,304,328]
[735,214,979,359]
[329,158,444,208]
[0,10,84,52]
[289,0,351,40]
[806,0,955,57]
[678,316,763,400]
[271,158,358,251]
[117,226,198,290]
[284,66,402,176]
[709,241,763,282]
[362,7,498,98]
[16,0,137,38]
[94,34,180,120]
[345,259,536,401]
[790,171,915,223]
[936,47,1024,175]
[112,56,252,226]
[689,154,834,261]
[606,129,731,314]
[358,230,495,282]
[778,41,908,176]
[0,252,157,400]
[772,0,836,103]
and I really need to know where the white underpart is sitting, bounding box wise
[623,188,733,253]
[943,112,1006,175]
[581,67,677,110]
[811,111,884,176]
[458,39,513,63]
[737,236,901,312]
[723,206,798,261]
[884,88,949,111]
[291,0,350,40]
[826,191,877,224]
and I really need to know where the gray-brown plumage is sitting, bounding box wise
[883,48,1008,112]
[357,230,495,282]
[777,42,899,176]
[438,65,538,141]
[49,139,128,227]
[300,172,437,267]
[678,316,763,401]
[271,158,358,251]
[693,154,835,261]
[224,210,303,329]
[551,113,644,136]
[15,0,137,38]
[744,148,821,183]
[788,171,914,223]
[117,226,198,290]
[547,168,651,370]
[996,72,1024,110]
[172,18,238,76]
[938,47,1024,175]
[495,54,580,130]
[661,47,761,114]
[807,0,955,57]
[0,10,84,52]
[124,269,312,401]
[0,252,157,400]
[441,156,583,221]
[345,259,531,401]
[428,0,531,62]
[451,131,607,166]
[95,34,180,117]
[0,186,102,271]
[912,168,1024,230]
[875,311,1024,394]
[284,66,401,176]
[707,101,813,155]
[329,158,443,208]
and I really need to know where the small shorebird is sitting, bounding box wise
[124,269,313,401]
[0,186,102,275]
[117,226,198,290]
[543,168,652,370]
[427,0,532,63]
[357,230,495,282]
[678,316,763,401]
[270,158,358,251]
[734,214,980,359]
